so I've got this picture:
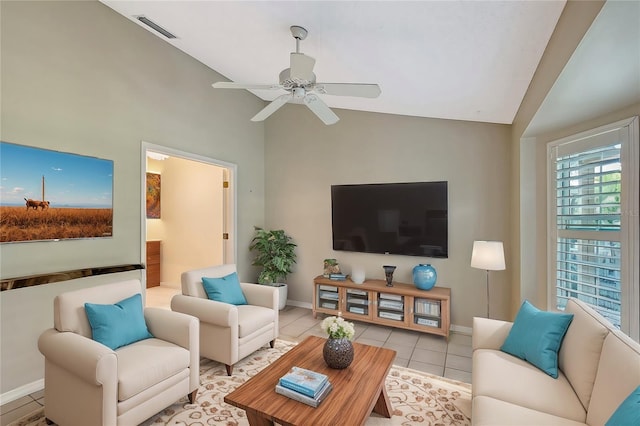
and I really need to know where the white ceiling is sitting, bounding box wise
[100,0,566,125]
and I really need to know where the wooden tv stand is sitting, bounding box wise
[313,276,451,338]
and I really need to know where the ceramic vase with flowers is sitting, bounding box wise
[320,314,355,369]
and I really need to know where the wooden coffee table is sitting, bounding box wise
[224,335,396,426]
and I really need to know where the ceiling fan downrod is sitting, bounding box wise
[290,25,308,53]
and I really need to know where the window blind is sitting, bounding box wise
[554,143,622,328]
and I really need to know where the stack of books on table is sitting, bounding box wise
[329,273,347,281]
[275,366,333,407]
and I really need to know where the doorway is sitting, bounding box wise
[141,142,236,306]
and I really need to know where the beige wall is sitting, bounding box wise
[0,1,265,395]
[265,106,512,328]
[161,157,225,286]
[510,0,605,317]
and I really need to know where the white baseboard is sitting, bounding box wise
[450,324,473,335]
[0,379,44,405]
[285,299,312,309]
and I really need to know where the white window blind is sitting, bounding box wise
[548,117,639,340]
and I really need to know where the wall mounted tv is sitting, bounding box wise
[331,181,448,258]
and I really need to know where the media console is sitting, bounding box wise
[313,276,451,339]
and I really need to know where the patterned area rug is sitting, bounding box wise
[10,339,471,426]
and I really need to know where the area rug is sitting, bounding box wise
[9,339,471,426]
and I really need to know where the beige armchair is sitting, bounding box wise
[171,264,278,375]
[38,279,199,426]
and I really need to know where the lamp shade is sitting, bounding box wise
[471,241,505,271]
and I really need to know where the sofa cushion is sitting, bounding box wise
[116,338,190,401]
[202,273,247,305]
[237,305,275,338]
[558,298,609,410]
[85,294,153,350]
[586,331,640,426]
[181,264,237,299]
[472,395,588,426]
[501,300,573,378]
[605,385,640,426]
[54,280,142,338]
[473,348,586,422]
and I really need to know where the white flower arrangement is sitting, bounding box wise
[321,313,355,340]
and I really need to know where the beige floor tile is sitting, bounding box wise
[297,329,327,341]
[445,354,472,372]
[408,360,445,376]
[1,396,32,416]
[354,337,385,347]
[0,400,41,426]
[145,285,180,309]
[387,329,420,346]
[29,390,44,401]
[393,358,409,368]
[411,348,446,366]
[415,334,448,352]
[444,368,472,384]
[447,342,473,358]
[449,332,472,346]
[360,325,392,342]
[383,342,414,360]
[279,323,313,338]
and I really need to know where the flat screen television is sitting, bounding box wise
[331,181,448,258]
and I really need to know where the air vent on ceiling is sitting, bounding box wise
[135,15,177,39]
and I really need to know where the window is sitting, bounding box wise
[548,117,639,340]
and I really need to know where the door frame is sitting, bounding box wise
[140,141,237,286]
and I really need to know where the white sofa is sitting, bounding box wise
[472,298,640,426]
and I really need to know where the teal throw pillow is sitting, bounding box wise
[500,300,573,378]
[84,293,153,350]
[606,386,640,426]
[202,272,247,305]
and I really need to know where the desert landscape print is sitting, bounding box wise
[0,142,113,243]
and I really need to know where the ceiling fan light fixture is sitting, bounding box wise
[292,87,306,99]
[211,24,380,126]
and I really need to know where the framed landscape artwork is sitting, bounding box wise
[0,141,114,243]
[146,172,161,219]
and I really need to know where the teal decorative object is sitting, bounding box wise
[413,264,437,290]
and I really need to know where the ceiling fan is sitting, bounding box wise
[212,25,381,125]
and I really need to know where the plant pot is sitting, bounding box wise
[274,283,287,310]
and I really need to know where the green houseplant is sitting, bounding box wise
[249,227,297,309]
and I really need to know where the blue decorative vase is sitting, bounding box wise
[413,264,437,290]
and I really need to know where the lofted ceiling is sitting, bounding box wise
[525,0,640,136]
[100,0,567,125]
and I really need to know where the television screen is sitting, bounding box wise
[331,181,448,258]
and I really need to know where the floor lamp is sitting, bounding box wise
[471,241,505,318]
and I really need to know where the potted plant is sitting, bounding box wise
[249,226,297,310]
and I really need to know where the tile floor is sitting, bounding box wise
[0,286,473,425]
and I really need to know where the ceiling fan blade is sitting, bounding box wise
[314,83,381,98]
[303,94,339,125]
[213,82,281,90]
[251,94,292,122]
[290,53,316,81]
